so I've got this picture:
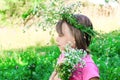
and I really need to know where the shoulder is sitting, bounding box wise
[82,55,100,80]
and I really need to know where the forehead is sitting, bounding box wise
[62,22,70,34]
[56,21,73,36]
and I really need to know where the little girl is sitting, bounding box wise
[49,14,100,80]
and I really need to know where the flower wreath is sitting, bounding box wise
[60,12,96,37]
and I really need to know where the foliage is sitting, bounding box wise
[22,9,34,20]
[0,45,60,80]
[0,30,120,80]
[105,0,119,3]
[21,0,82,29]
[90,30,120,57]
[0,0,35,17]
[0,0,37,26]
[89,30,120,80]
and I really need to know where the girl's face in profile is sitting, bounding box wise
[56,22,76,51]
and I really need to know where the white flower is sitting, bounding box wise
[56,43,87,80]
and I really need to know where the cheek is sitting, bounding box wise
[60,36,73,45]
[60,39,68,46]
[58,38,68,48]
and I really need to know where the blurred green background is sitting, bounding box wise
[0,0,120,80]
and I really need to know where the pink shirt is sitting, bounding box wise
[57,53,99,80]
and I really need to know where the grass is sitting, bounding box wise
[0,45,60,80]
